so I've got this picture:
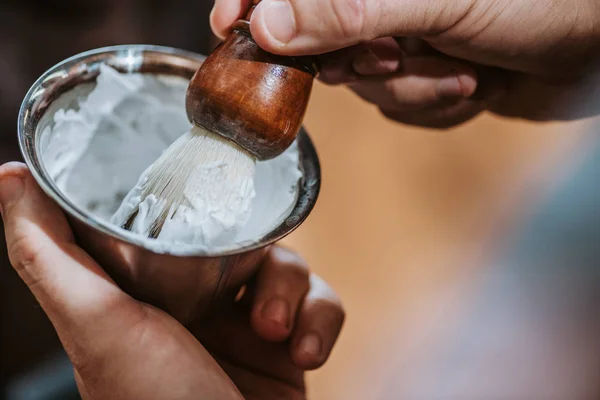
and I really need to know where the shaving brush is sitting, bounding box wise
[117,0,316,242]
[186,0,317,160]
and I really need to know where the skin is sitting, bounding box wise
[211,0,600,126]
[0,162,345,400]
[4,1,600,398]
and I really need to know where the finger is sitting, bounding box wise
[347,56,478,110]
[210,0,253,40]
[249,0,473,55]
[291,274,345,370]
[196,270,344,384]
[250,246,310,342]
[379,99,484,129]
[394,37,440,57]
[352,37,402,76]
[317,45,364,85]
[318,38,401,85]
[0,163,142,343]
[0,164,242,399]
[196,305,305,387]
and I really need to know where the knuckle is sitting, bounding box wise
[273,245,309,270]
[309,296,346,326]
[318,68,350,85]
[283,262,310,285]
[309,274,345,311]
[379,107,402,122]
[318,74,338,85]
[8,234,45,286]
[327,291,346,319]
[68,349,93,380]
[260,246,311,293]
[385,79,418,108]
[388,84,405,106]
[328,0,368,40]
[270,261,310,292]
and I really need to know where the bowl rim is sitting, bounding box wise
[18,44,321,257]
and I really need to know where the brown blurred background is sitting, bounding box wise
[2,1,600,399]
[294,87,600,398]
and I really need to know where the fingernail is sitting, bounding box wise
[299,333,322,358]
[261,297,289,327]
[353,49,400,76]
[260,0,296,46]
[0,176,25,218]
[436,76,464,98]
[437,72,477,98]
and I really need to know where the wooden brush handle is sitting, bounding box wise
[186,0,317,160]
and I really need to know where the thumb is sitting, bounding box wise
[249,0,471,55]
[0,162,142,349]
[0,163,245,399]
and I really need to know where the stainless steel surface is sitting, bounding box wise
[17,45,321,324]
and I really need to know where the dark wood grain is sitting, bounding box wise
[186,2,316,160]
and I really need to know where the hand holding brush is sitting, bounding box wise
[114,0,316,245]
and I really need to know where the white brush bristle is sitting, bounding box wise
[119,125,256,242]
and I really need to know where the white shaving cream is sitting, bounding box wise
[111,125,257,246]
[39,65,302,252]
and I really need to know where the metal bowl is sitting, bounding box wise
[18,45,321,324]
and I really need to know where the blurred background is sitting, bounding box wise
[1,1,599,399]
